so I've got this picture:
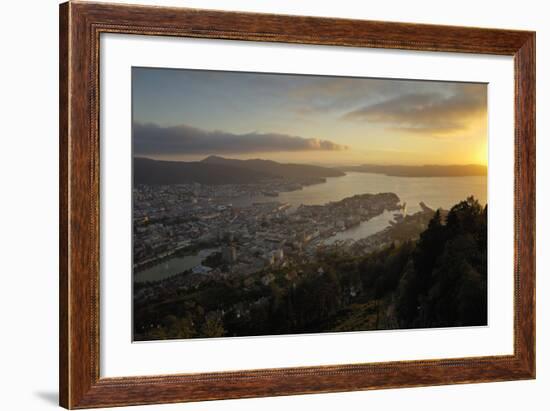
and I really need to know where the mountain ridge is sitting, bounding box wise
[134,156,344,185]
[201,155,345,179]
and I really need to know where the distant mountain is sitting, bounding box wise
[134,157,273,185]
[202,155,345,179]
[134,156,344,185]
[340,164,487,177]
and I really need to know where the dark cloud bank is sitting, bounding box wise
[134,123,347,156]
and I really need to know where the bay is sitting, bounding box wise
[244,172,486,243]
[252,172,487,213]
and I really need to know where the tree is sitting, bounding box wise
[394,197,487,328]
[394,261,419,327]
[160,314,196,339]
[413,209,446,294]
[200,315,225,338]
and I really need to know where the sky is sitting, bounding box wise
[132,67,487,166]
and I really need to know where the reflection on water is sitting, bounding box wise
[247,172,487,214]
[135,248,217,283]
[324,209,397,244]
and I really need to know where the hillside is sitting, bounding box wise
[133,157,273,185]
[201,155,345,178]
[134,156,345,185]
[134,196,488,340]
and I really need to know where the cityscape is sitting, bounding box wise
[133,180,403,278]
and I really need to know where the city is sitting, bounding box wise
[132,178,450,340]
[133,180,404,279]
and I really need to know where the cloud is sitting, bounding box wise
[133,123,347,156]
[290,78,400,116]
[341,84,487,135]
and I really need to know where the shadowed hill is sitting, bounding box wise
[134,156,345,185]
[202,155,345,179]
[133,157,274,185]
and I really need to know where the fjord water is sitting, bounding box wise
[268,172,487,213]
[135,249,218,283]
[272,171,487,245]
[135,172,487,282]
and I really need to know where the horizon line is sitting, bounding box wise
[133,155,487,169]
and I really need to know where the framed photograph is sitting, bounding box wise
[59,1,535,409]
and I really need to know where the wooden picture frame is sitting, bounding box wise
[59,1,535,408]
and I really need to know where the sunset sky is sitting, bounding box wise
[132,67,487,166]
